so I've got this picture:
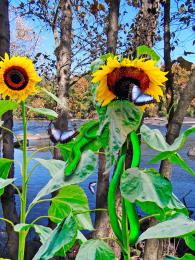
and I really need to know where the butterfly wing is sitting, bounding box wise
[88,181,97,194]
[134,93,155,105]
[132,85,141,101]
[50,128,61,142]
[60,130,76,142]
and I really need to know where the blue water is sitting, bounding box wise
[0,120,195,230]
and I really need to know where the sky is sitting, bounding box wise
[9,0,195,74]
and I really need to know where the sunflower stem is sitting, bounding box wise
[18,102,28,260]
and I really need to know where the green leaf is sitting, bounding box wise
[138,193,188,221]
[141,125,170,152]
[30,159,66,205]
[172,126,195,151]
[165,255,195,260]
[34,225,52,244]
[34,158,66,179]
[77,231,87,244]
[0,158,13,196]
[49,185,93,230]
[136,45,160,61]
[76,239,116,260]
[141,125,195,152]
[183,233,195,250]
[169,153,195,176]
[14,223,32,232]
[39,87,67,109]
[26,106,58,119]
[138,214,195,242]
[0,178,14,190]
[120,168,172,209]
[0,100,18,117]
[99,100,143,165]
[33,214,77,260]
[56,150,97,185]
[149,151,173,163]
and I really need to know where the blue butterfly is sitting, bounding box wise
[48,123,77,143]
[132,85,155,105]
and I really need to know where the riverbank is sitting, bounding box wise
[14,117,195,141]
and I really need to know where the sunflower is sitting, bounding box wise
[92,56,168,107]
[0,53,41,102]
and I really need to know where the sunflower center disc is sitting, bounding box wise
[11,71,23,83]
[4,67,29,90]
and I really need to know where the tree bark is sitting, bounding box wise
[49,1,72,232]
[160,67,195,177]
[56,0,72,99]
[130,0,160,54]
[0,1,19,259]
[130,1,162,259]
[163,0,174,123]
[145,1,195,259]
[107,0,120,53]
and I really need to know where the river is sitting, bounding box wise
[0,119,194,240]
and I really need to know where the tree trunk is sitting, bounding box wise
[145,1,195,259]
[49,1,72,231]
[107,0,120,53]
[130,0,160,54]
[52,0,72,158]
[56,0,72,100]
[163,0,174,123]
[92,1,121,258]
[130,1,162,259]
[160,67,195,177]
[0,1,19,259]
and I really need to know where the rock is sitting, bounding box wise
[187,147,195,158]
[14,139,29,148]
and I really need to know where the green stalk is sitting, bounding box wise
[122,199,130,260]
[18,102,28,260]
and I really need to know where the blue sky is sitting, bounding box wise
[9,0,195,74]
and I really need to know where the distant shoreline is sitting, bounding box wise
[14,117,195,141]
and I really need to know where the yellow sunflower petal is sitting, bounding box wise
[91,55,168,108]
[0,54,41,102]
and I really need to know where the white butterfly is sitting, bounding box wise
[132,85,155,105]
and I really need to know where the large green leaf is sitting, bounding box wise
[138,214,195,242]
[34,224,86,247]
[0,100,18,117]
[149,151,173,163]
[64,151,97,185]
[141,125,195,152]
[138,193,188,221]
[120,168,172,209]
[48,185,93,231]
[183,233,195,251]
[34,158,66,179]
[34,225,52,244]
[0,158,13,196]
[30,159,66,205]
[150,152,195,176]
[169,153,195,176]
[136,45,160,62]
[76,239,116,260]
[99,100,143,165]
[26,106,58,119]
[33,214,77,260]
[141,125,171,152]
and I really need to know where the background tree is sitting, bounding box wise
[0,1,19,259]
